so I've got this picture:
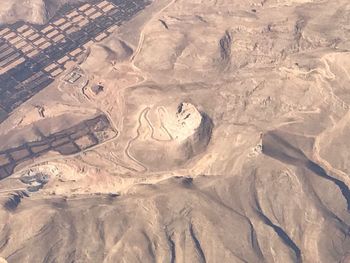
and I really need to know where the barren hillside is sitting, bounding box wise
[1,0,350,262]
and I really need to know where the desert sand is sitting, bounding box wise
[1,0,350,262]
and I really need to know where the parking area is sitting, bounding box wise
[0,114,118,179]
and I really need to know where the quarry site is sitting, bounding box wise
[1,0,350,262]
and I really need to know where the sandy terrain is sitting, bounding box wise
[1,0,350,262]
[0,0,86,25]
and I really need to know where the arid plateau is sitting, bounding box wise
[0,0,350,262]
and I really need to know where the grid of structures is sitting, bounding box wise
[0,0,149,117]
[0,114,118,179]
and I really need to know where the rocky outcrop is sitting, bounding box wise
[164,102,213,156]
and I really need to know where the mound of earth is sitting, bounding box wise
[162,102,213,153]
[82,39,134,74]
[128,102,213,171]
